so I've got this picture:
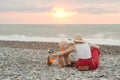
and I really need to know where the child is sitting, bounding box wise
[47,41,71,67]
[58,41,71,67]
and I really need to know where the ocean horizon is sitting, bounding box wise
[0,24,120,45]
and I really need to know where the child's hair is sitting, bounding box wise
[59,41,69,48]
[68,42,74,46]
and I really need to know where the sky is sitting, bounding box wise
[0,0,120,24]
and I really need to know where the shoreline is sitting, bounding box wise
[0,40,120,55]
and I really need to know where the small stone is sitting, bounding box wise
[3,78,10,80]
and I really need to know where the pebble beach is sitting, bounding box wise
[0,41,120,80]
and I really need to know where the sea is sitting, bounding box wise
[0,24,120,45]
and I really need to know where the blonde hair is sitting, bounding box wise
[59,41,69,48]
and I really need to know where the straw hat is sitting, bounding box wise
[73,33,84,42]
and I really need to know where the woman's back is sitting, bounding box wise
[75,43,91,59]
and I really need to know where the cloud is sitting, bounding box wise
[68,0,120,4]
[0,0,54,12]
[74,7,119,14]
[0,0,54,4]
[0,0,120,14]
[0,5,53,12]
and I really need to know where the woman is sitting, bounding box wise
[49,33,100,71]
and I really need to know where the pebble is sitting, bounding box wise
[0,47,120,80]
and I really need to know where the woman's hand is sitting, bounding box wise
[90,44,100,49]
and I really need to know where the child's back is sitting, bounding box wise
[58,41,71,67]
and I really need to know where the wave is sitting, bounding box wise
[85,38,120,46]
[0,34,120,45]
[57,34,68,38]
[86,32,120,40]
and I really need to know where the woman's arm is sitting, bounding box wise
[54,46,75,56]
[89,43,100,49]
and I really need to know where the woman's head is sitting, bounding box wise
[73,33,85,43]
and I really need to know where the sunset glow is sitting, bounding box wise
[0,0,120,24]
[52,8,76,18]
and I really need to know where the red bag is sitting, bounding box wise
[76,47,100,70]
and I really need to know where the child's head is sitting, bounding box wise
[68,42,74,46]
[59,41,69,48]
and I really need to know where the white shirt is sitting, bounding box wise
[75,43,91,59]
